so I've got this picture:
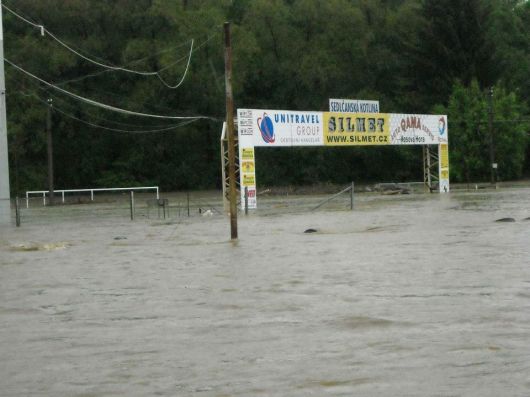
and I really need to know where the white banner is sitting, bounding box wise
[329,98,380,113]
[390,114,448,145]
[238,109,323,147]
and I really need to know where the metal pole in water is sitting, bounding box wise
[224,22,238,240]
[244,187,248,215]
[46,98,55,206]
[0,0,12,225]
[488,87,496,187]
[15,196,20,227]
[350,181,354,210]
[129,191,135,220]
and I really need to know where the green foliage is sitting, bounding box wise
[3,0,529,195]
[442,80,527,182]
[409,0,498,111]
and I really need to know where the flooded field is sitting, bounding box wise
[1,188,529,396]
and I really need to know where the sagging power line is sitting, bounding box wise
[16,90,200,134]
[53,31,219,88]
[2,3,197,89]
[6,58,217,121]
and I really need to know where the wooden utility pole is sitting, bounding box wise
[224,22,238,239]
[46,98,55,205]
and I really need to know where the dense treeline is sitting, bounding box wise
[4,0,529,193]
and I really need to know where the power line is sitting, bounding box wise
[2,3,196,88]
[44,92,177,128]
[52,104,200,133]
[450,118,530,124]
[157,39,193,89]
[17,69,206,122]
[6,58,218,121]
[54,34,216,87]
[16,90,200,133]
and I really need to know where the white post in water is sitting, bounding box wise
[0,0,11,225]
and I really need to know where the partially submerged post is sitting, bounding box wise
[224,22,238,239]
[15,196,20,227]
[0,0,11,225]
[46,98,55,205]
[129,191,135,220]
[488,87,496,187]
[350,182,354,210]
[244,187,248,215]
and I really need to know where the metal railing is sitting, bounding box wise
[311,182,354,211]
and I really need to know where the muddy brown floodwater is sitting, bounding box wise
[1,188,529,396]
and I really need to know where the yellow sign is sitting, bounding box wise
[241,147,254,160]
[440,144,449,168]
[241,161,255,173]
[242,174,255,186]
[324,112,390,146]
[441,170,449,179]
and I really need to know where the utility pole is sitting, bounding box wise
[488,86,496,186]
[224,22,238,240]
[46,98,55,205]
[0,0,11,225]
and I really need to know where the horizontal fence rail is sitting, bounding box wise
[26,186,159,208]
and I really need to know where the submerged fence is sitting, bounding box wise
[25,186,160,208]
[12,191,224,227]
[11,182,431,227]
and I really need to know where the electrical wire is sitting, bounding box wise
[2,3,196,88]
[16,90,200,133]
[450,118,530,124]
[52,105,200,133]
[45,92,179,128]
[19,65,208,122]
[55,34,216,88]
[156,39,193,89]
[6,58,218,121]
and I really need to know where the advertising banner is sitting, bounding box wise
[235,108,450,209]
[238,145,257,208]
[390,114,448,145]
[439,143,450,192]
[323,112,390,146]
[237,109,323,147]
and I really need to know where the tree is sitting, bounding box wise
[442,80,527,183]
[409,0,497,111]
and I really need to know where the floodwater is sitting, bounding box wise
[1,188,529,396]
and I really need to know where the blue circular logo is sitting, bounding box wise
[439,117,446,136]
[257,113,275,143]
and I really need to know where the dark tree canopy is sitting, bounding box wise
[3,0,529,194]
